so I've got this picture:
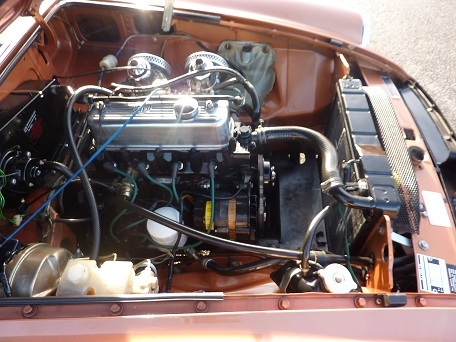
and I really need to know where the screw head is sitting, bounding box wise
[354,297,366,308]
[195,301,208,313]
[110,303,123,316]
[22,305,37,318]
[418,240,429,251]
[278,298,291,310]
[416,297,427,307]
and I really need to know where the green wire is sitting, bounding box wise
[109,169,138,243]
[110,170,172,243]
[172,177,179,204]
[145,173,173,205]
[110,171,216,251]
[0,169,15,224]
[115,169,138,202]
[0,169,6,187]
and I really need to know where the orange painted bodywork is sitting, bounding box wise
[0,1,454,340]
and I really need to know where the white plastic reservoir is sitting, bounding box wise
[147,207,188,248]
[56,259,158,296]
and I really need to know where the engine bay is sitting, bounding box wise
[0,2,434,298]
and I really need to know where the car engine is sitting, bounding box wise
[0,34,415,297]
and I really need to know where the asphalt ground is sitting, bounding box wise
[340,0,456,131]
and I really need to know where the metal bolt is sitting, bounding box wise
[418,240,429,251]
[195,301,208,313]
[378,225,385,235]
[278,298,291,310]
[416,297,427,307]
[206,100,214,112]
[419,203,428,217]
[22,305,37,318]
[354,297,366,308]
[110,303,123,316]
[375,297,382,305]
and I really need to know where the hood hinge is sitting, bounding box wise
[162,0,174,32]
[26,1,57,54]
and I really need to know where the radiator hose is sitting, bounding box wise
[252,126,376,210]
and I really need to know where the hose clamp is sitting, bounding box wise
[320,177,344,194]
[253,126,266,145]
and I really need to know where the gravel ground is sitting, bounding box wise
[339,0,456,131]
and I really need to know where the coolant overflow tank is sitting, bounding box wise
[56,260,158,296]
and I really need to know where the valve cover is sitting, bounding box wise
[87,97,233,151]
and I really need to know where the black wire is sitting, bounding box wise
[166,232,181,292]
[111,197,302,260]
[203,258,283,276]
[182,183,246,201]
[166,196,186,292]
[52,217,91,223]
[301,204,334,275]
[24,179,114,209]
[42,161,74,178]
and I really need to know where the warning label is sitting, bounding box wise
[417,254,450,294]
[447,264,456,294]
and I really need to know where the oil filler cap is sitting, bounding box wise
[174,97,199,120]
[318,263,357,294]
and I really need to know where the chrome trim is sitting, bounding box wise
[360,11,372,47]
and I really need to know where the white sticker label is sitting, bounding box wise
[422,190,452,227]
[417,254,450,293]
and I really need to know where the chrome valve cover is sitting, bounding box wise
[88,97,233,151]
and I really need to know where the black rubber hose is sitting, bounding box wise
[393,263,416,275]
[64,85,113,260]
[112,66,261,125]
[253,126,376,210]
[42,161,116,191]
[309,252,372,268]
[202,258,283,276]
[110,197,302,260]
[393,254,415,267]
[42,161,74,179]
[302,204,333,276]
[328,186,376,210]
[111,197,373,267]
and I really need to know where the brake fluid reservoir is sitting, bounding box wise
[56,260,134,296]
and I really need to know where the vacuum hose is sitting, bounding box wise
[64,86,113,260]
